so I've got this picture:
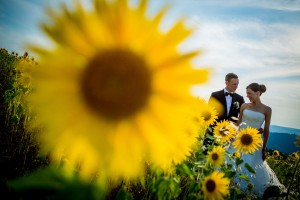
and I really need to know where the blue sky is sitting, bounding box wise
[1,0,300,129]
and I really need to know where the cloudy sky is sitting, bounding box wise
[1,0,300,129]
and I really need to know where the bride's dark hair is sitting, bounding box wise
[246,83,266,95]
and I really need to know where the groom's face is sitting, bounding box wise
[226,78,239,93]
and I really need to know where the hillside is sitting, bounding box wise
[270,125,300,135]
[267,132,299,154]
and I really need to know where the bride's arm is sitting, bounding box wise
[262,106,272,161]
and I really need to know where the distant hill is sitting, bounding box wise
[270,125,300,135]
[249,125,300,154]
[268,132,299,154]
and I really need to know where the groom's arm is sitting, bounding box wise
[236,103,246,126]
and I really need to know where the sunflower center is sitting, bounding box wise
[211,153,219,161]
[206,179,216,192]
[202,111,212,121]
[241,134,253,145]
[219,127,229,136]
[81,49,152,120]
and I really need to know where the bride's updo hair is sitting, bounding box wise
[246,83,266,95]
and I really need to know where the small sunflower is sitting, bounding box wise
[16,59,36,89]
[273,150,280,157]
[213,120,236,143]
[18,73,32,88]
[28,0,209,181]
[202,171,230,200]
[207,146,226,167]
[294,135,300,147]
[233,150,241,158]
[233,127,262,154]
[197,98,218,126]
[291,152,299,159]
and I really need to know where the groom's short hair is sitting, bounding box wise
[225,73,238,82]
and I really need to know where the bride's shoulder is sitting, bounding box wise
[240,103,250,112]
[241,103,251,109]
[262,104,272,113]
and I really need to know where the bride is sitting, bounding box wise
[228,83,286,198]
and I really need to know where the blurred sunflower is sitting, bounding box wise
[294,135,300,147]
[202,171,230,200]
[28,0,209,181]
[207,146,225,167]
[197,98,218,126]
[16,59,36,89]
[213,120,236,143]
[233,127,262,154]
[18,73,32,89]
[208,96,225,118]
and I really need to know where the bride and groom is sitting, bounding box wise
[208,73,286,198]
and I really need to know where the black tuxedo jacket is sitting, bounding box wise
[208,89,245,123]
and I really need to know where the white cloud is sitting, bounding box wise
[190,0,300,11]
[186,12,300,128]
[242,0,300,11]
[185,16,300,72]
[1,0,300,128]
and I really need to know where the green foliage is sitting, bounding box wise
[115,187,133,200]
[8,166,106,200]
[244,163,255,174]
[1,48,300,200]
[267,151,300,199]
[0,48,49,198]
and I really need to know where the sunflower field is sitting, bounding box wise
[1,47,300,200]
[1,0,300,199]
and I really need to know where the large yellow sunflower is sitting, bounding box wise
[233,127,262,154]
[202,171,230,200]
[207,146,225,167]
[28,0,208,181]
[213,120,236,143]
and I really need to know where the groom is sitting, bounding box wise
[208,72,245,123]
[203,73,245,153]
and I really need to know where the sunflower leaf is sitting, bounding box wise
[7,166,67,193]
[206,134,215,140]
[225,171,236,179]
[115,187,133,200]
[235,157,243,166]
[7,165,105,200]
[244,163,256,174]
[238,174,250,182]
[207,126,213,133]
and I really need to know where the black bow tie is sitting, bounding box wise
[225,92,234,97]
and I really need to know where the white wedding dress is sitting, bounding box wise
[227,109,286,197]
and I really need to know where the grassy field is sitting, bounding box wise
[1,48,299,199]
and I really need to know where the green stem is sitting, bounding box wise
[285,158,300,199]
[230,153,241,187]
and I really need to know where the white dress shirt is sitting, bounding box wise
[224,89,232,116]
